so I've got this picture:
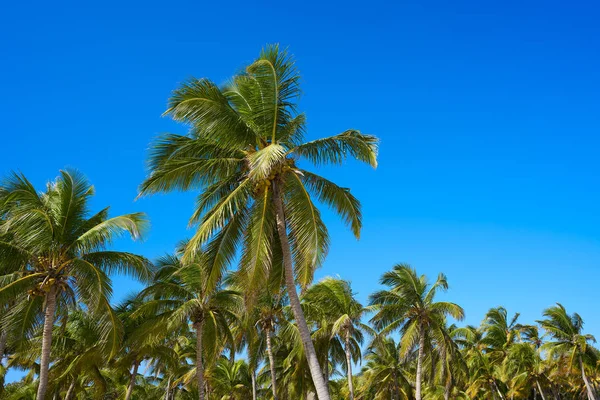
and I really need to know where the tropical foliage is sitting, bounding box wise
[0,45,598,400]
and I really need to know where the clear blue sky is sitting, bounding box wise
[2,0,599,353]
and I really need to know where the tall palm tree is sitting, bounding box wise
[538,303,598,400]
[302,277,373,400]
[138,44,378,400]
[0,170,151,399]
[369,264,464,400]
[134,254,241,400]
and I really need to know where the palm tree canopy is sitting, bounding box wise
[369,264,464,356]
[134,253,242,366]
[0,170,151,356]
[139,44,378,293]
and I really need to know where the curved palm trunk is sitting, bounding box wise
[272,182,330,400]
[415,322,425,400]
[124,359,139,400]
[64,378,76,400]
[265,327,278,400]
[37,287,58,400]
[580,356,596,400]
[194,321,205,400]
[344,331,354,400]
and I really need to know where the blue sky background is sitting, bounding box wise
[1,0,599,379]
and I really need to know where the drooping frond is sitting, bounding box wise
[291,130,379,167]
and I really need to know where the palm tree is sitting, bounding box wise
[208,356,255,399]
[302,277,373,400]
[0,170,151,399]
[538,303,598,400]
[369,264,464,400]
[481,307,526,365]
[360,336,413,400]
[134,254,241,400]
[138,44,378,400]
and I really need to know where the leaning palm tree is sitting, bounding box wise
[134,254,241,400]
[0,170,151,400]
[302,277,373,400]
[369,264,464,400]
[538,303,598,400]
[138,44,378,400]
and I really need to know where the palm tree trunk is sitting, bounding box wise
[0,329,7,394]
[265,327,278,400]
[0,330,7,365]
[393,370,400,400]
[124,359,139,400]
[536,380,547,400]
[344,331,354,400]
[415,322,425,400]
[251,370,257,400]
[64,378,76,400]
[492,380,505,400]
[580,356,596,400]
[165,377,171,400]
[272,182,330,400]
[37,286,58,400]
[444,375,452,400]
[194,321,205,400]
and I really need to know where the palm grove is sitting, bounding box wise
[0,46,598,400]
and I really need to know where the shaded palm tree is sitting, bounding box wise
[0,170,151,399]
[369,264,464,400]
[138,44,378,400]
[134,254,241,400]
[538,303,598,400]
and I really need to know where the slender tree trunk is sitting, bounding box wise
[444,374,452,400]
[272,182,330,400]
[165,377,171,400]
[492,380,505,400]
[344,331,354,400]
[251,369,257,400]
[64,378,76,400]
[580,356,597,400]
[265,327,278,400]
[536,381,547,400]
[37,287,58,400]
[415,322,425,400]
[0,329,7,394]
[0,330,7,365]
[393,371,400,400]
[124,359,139,400]
[194,321,205,400]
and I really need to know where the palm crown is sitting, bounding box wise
[0,170,151,399]
[139,44,378,290]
